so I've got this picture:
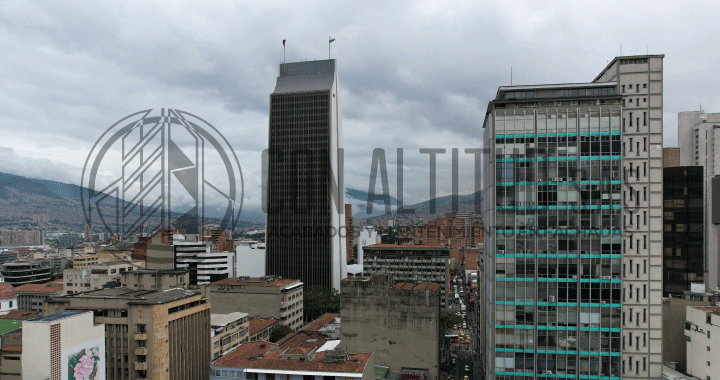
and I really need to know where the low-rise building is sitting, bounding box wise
[662,291,720,373]
[0,330,22,380]
[0,261,51,286]
[340,275,441,380]
[685,305,720,380]
[208,276,303,331]
[15,280,64,315]
[211,312,249,360]
[72,253,99,268]
[121,268,190,291]
[0,282,17,315]
[46,286,210,380]
[363,244,451,308]
[209,331,375,380]
[248,317,279,342]
[22,310,105,380]
[63,261,137,295]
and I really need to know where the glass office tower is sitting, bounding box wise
[484,56,664,380]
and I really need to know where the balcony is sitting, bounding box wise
[135,348,147,356]
[135,362,148,371]
[134,333,147,340]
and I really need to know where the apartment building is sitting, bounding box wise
[362,244,451,308]
[73,253,99,268]
[247,316,279,342]
[684,306,720,380]
[483,55,664,380]
[211,312,249,360]
[64,261,137,295]
[46,287,210,380]
[207,276,303,331]
[0,261,51,286]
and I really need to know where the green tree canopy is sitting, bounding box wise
[440,310,463,327]
[268,325,292,343]
[303,286,340,322]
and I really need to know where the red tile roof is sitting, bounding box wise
[0,310,39,320]
[249,317,279,335]
[212,277,299,287]
[15,281,63,293]
[0,283,16,298]
[302,313,339,332]
[213,340,372,373]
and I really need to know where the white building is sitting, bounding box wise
[684,305,720,380]
[678,111,720,292]
[22,310,105,380]
[175,241,236,286]
[347,226,380,276]
[235,241,266,277]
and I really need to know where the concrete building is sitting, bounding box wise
[21,310,105,380]
[0,250,18,265]
[678,110,720,292]
[247,316,279,342]
[0,329,22,379]
[340,275,440,380]
[0,261,51,286]
[235,241,266,277]
[46,287,211,380]
[64,261,137,295]
[347,226,381,276]
[362,244,451,308]
[346,204,355,262]
[483,55,664,380]
[265,59,347,290]
[662,291,720,373]
[684,306,720,380]
[208,276,304,331]
[211,312,249,360]
[0,230,44,245]
[663,165,704,295]
[210,332,374,380]
[15,280,64,315]
[121,268,190,291]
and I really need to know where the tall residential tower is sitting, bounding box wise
[266,59,346,290]
[483,55,663,380]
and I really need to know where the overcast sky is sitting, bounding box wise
[1,1,719,217]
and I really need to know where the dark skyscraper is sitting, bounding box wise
[265,59,346,290]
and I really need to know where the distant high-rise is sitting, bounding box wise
[266,59,346,290]
[483,55,664,380]
[678,110,720,292]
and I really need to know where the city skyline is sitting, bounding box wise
[0,1,719,218]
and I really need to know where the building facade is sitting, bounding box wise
[663,166,704,295]
[120,268,190,291]
[21,310,105,380]
[678,110,720,292]
[340,275,440,380]
[362,244,451,308]
[265,59,347,290]
[207,276,303,331]
[174,241,236,286]
[483,55,664,380]
[0,261,51,286]
[15,280,64,315]
[46,287,211,380]
[684,306,720,380]
[64,261,136,295]
[211,312,249,360]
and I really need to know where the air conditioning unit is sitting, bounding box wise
[546,371,554,375]
[549,296,556,303]
[571,275,578,279]
[601,275,612,280]
[498,250,505,254]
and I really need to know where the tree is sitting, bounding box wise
[303,286,340,322]
[440,310,463,327]
[269,325,292,343]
